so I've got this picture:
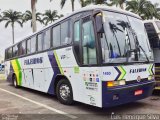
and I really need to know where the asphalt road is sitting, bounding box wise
[0,80,160,120]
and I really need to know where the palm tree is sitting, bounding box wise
[126,0,159,20]
[50,0,75,11]
[61,0,75,11]
[1,10,23,44]
[31,0,37,32]
[107,0,126,9]
[80,0,106,7]
[153,3,160,20]
[42,10,59,25]
[23,10,43,27]
[58,14,64,18]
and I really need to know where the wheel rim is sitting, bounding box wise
[59,84,71,101]
[13,78,17,87]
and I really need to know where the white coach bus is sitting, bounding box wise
[5,6,155,108]
[144,20,160,90]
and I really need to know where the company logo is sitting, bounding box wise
[130,68,146,74]
[24,57,43,65]
[137,76,141,82]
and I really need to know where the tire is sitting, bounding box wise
[56,79,74,105]
[12,75,18,88]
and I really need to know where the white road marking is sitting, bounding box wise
[0,88,78,119]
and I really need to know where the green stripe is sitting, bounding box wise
[54,51,64,75]
[148,64,152,75]
[15,59,22,86]
[120,66,126,79]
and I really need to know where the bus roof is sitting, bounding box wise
[144,20,160,23]
[6,5,141,49]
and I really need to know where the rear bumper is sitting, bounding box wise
[102,80,155,107]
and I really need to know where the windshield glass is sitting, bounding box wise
[128,16,154,62]
[101,11,153,64]
[156,21,160,30]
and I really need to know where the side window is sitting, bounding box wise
[74,21,80,42]
[30,36,37,53]
[82,17,97,65]
[144,23,159,48]
[74,20,81,62]
[18,41,26,56]
[43,29,51,50]
[7,48,12,59]
[12,45,18,57]
[27,39,31,54]
[61,21,70,45]
[38,33,43,51]
[52,25,60,47]
[38,29,51,51]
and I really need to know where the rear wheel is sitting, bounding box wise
[13,75,18,88]
[56,79,74,105]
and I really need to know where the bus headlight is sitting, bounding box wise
[148,75,154,80]
[107,80,126,87]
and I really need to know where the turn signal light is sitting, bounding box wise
[107,80,126,87]
[107,81,114,87]
[148,75,154,80]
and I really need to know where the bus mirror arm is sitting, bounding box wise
[93,13,104,34]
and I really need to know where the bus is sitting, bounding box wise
[144,20,160,90]
[0,64,4,74]
[5,6,155,108]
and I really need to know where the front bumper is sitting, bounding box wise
[102,80,155,107]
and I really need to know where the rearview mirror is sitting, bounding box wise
[94,13,104,34]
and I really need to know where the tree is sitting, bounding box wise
[107,0,126,9]
[61,0,75,11]
[126,0,159,20]
[58,14,64,18]
[1,10,23,44]
[153,3,160,20]
[42,10,59,25]
[23,10,43,27]
[80,0,107,7]
[31,0,37,32]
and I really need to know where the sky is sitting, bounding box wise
[0,0,160,58]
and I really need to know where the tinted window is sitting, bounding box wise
[38,29,51,51]
[52,25,60,47]
[144,23,159,48]
[38,33,43,51]
[74,21,80,42]
[61,21,70,45]
[18,41,26,56]
[7,48,12,59]
[74,20,81,62]
[43,29,51,50]
[30,36,36,53]
[27,39,31,54]
[82,17,97,65]
[13,45,18,57]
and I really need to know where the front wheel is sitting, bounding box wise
[13,75,18,88]
[56,79,74,105]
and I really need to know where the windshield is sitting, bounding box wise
[101,11,153,64]
[128,16,154,62]
[156,21,160,31]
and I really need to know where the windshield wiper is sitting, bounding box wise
[133,32,150,63]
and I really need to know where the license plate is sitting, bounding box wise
[134,90,143,96]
